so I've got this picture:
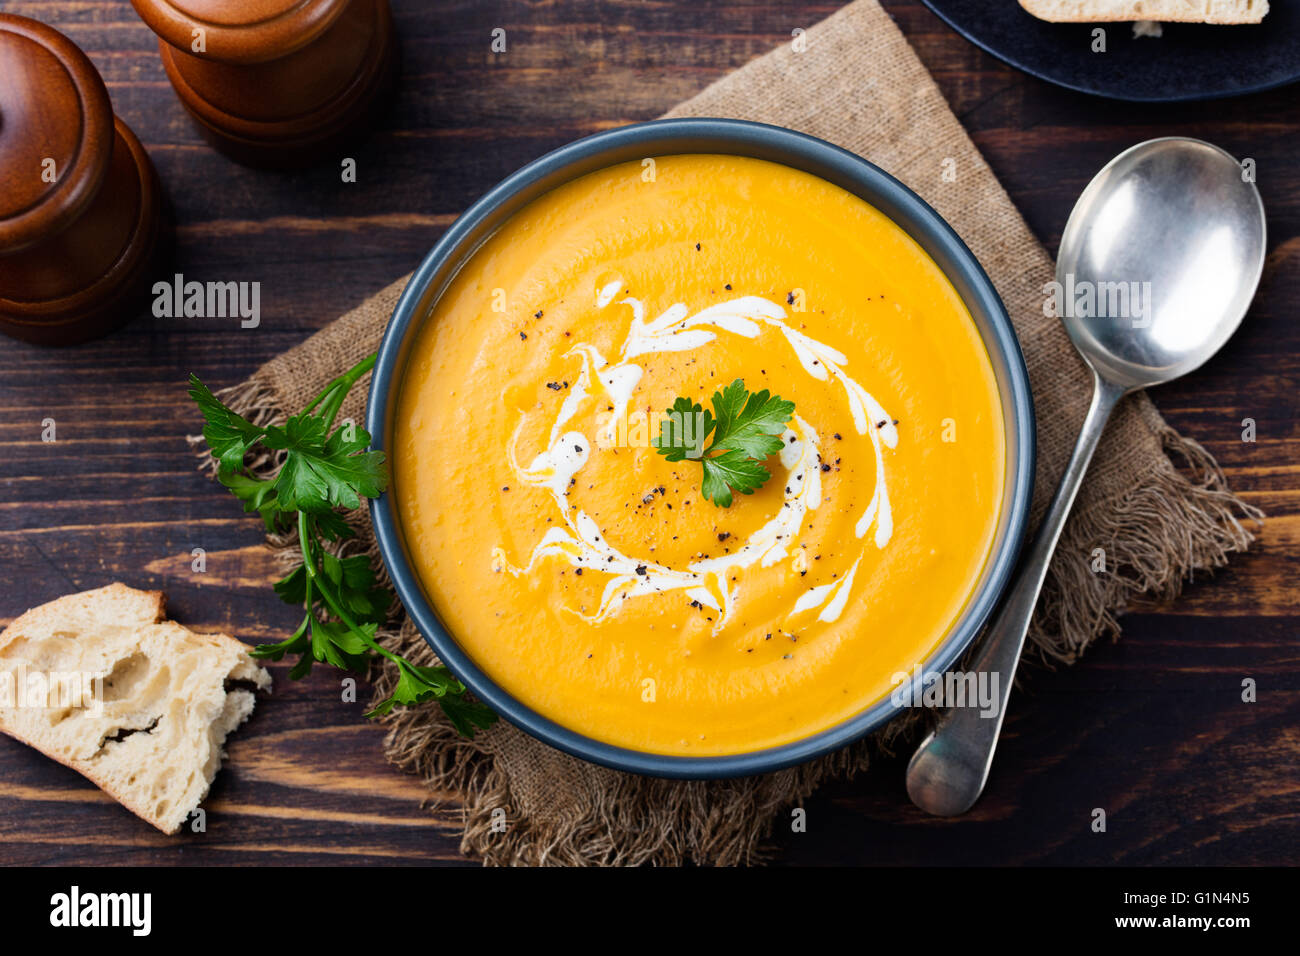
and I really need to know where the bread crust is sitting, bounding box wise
[0,583,165,652]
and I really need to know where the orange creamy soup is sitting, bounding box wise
[394,154,1004,755]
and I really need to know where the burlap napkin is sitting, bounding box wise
[199,0,1260,865]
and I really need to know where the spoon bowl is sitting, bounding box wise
[1056,137,1266,390]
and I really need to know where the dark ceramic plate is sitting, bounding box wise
[921,0,1300,102]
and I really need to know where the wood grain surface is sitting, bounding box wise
[0,0,1296,866]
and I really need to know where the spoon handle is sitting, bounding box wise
[905,372,1127,816]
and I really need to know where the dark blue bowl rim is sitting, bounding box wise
[367,118,1036,779]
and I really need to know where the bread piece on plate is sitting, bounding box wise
[1019,1,1269,23]
[0,583,270,834]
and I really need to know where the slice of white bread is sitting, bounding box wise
[0,583,270,834]
[1019,1,1269,22]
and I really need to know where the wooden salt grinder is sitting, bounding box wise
[0,15,162,346]
[129,0,396,166]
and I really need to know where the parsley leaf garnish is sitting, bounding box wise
[653,378,795,507]
[262,414,387,512]
[189,377,266,473]
[189,355,495,736]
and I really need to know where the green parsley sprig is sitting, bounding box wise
[653,378,796,507]
[189,354,496,737]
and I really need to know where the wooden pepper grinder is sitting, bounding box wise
[0,15,162,346]
[129,0,396,166]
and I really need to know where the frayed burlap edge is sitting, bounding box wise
[190,376,1262,866]
[373,619,905,866]
[1031,422,1262,664]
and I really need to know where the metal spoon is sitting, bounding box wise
[905,137,1266,816]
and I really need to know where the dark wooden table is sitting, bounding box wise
[1,0,1296,866]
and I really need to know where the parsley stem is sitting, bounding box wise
[295,510,404,668]
[302,549,314,639]
[301,354,377,432]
